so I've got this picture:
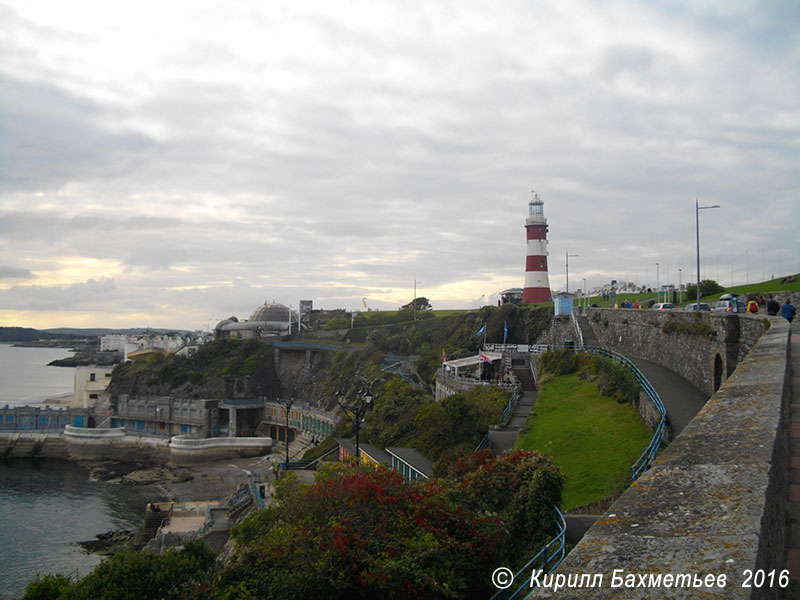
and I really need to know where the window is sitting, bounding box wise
[89,373,96,382]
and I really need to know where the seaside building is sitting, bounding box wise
[100,332,207,361]
[500,288,523,304]
[110,394,337,441]
[214,301,303,339]
[73,365,113,408]
[522,191,552,303]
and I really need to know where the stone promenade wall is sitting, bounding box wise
[531,317,792,599]
[583,308,767,396]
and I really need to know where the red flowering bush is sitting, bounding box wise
[217,452,562,600]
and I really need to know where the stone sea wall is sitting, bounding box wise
[0,432,70,460]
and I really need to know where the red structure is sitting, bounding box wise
[522,191,552,303]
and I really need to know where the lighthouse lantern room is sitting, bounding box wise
[522,191,552,303]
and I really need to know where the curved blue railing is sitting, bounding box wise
[583,346,667,481]
[489,506,567,600]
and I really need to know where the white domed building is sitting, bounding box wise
[214,301,302,339]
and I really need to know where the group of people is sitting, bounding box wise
[746,294,795,322]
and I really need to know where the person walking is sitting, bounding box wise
[746,299,759,314]
[766,295,780,316]
[782,298,796,323]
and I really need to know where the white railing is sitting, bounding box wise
[570,312,585,349]
[484,343,549,354]
[437,369,517,392]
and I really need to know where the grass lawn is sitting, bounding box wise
[711,273,800,299]
[516,373,652,511]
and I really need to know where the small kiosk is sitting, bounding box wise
[553,292,575,316]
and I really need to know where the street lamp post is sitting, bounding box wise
[276,396,296,469]
[582,278,587,309]
[566,252,579,294]
[655,262,660,302]
[696,199,721,309]
[336,386,374,458]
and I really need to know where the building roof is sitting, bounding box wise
[385,447,433,477]
[335,439,392,465]
[249,302,293,323]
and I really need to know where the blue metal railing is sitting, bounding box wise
[474,433,490,452]
[489,506,567,600]
[582,345,667,481]
[502,388,521,425]
[473,385,522,453]
[248,473,266,511]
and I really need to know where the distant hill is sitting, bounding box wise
[44,327,192,336]
[0,327,76,343]
[0,326,191,343]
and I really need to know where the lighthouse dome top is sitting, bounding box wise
[526,191,546,224]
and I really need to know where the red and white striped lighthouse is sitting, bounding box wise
[522,191,552,303]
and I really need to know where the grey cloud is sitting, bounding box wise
[1,1,798,328]
[0,75,153,192]
[0,277,118,311]
[0,266,32,279]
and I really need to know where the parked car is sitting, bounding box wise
[652,302,677,310]
[712,293,741,313]
[684,303,710,311]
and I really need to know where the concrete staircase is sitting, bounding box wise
[489,366,538,454]
[576,314,598,347]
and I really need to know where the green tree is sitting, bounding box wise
[452,449,564,567]
[400,297,432,311]
[21,574,73,600]
[412,387,506,458]
[365,378,430,448]
[685,279,725,299]
[62,541,214,600]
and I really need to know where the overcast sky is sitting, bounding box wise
[1,1,798,331]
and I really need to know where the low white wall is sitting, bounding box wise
[170,435,272,449]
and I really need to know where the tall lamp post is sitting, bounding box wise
[655,262,660,302]
[336,386,374,458]
[696,199,721,308]
[582,277,587,309]
[275,396,296,469]
[566,252,579,293]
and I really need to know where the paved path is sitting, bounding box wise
[783,320,800,599]
[489,389,536,454]
[629,357,709,438]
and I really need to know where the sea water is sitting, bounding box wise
[0,344,75,406]
[0,460,156,600]
[0,345,155,599]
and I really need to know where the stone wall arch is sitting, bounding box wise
[713,352,724,392]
